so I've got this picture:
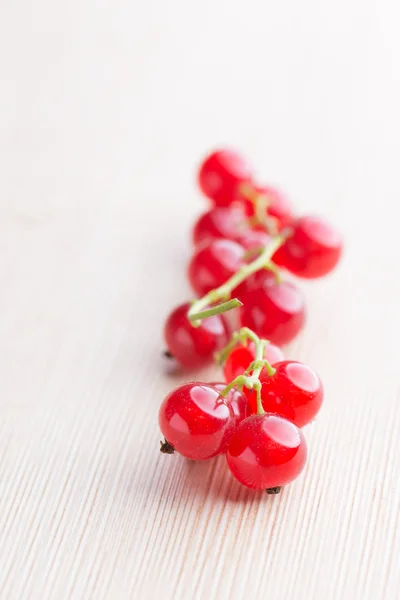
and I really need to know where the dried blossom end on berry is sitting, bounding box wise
[266,486,282,495]
[160,439,175,454]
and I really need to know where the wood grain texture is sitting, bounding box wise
[1,1,400,598]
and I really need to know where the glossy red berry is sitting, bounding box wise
[239,277,306,345]
[226,414,307,490]
[234,267,275,301]
[238,185,294,230]
[192,206,247,246]
[159,383,235,460]
[164,303,229,368]
[188,239,246,296]
[274,215,342,278]
[246,361,323,427]
[224,345,254,382]
[198,150,253,207]
[236,229,271,252]
[263,342,285,365]
[211,382,248,426]
[223,342,284,382]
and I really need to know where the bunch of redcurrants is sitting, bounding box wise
[159,149,343,494]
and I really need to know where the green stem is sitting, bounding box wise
[215,326,261,365]
[240,327,261,348]
[240,183,279,235]
[216,327,276,376]
[189,299,242,322]
[188,236,284,325]
[254,381,264,415]
[214,330,243,366]
[243,246,263,261]
[251,341,266,414]
[253,337,265,365]
[219,332,276,415]
[220,374,249,398]
[264,261,282,284]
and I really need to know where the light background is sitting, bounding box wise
[0,1,399,599]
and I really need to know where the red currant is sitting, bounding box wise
[234,268,274,301]
[224,345,253,381]
[226,414,307,490]
[246,360,323,427]
[198,150,253,207]
[274,215,342,278]
[188,239,246,296]
[263,342,285,365]
[164,303,229,368]
[239,276,306,345]
[211,382,247,426]
[236,229,271,252]
[238,185,294,230]
[159,382,235,460]
[223,342,284,382]
[192,206,247,246]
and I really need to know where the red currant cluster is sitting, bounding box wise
[159,149,342,494]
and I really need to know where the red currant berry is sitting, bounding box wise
[226,414,307,490]
[198,150,253,207]
[192,206,246,246]
[159,382,235,460]
[234,268,275,301]
[263,342,285,366]
[261,187,294,229]
[164,303,229,368]
[246,361,323,427]
[238,185,294,230]
[211,382,247,426]
[188,239,246,296]
[223,342,284,382]
[236,229,271,253]
[224,344,254,382]
[274,215,342,278]
[239,277,306,345]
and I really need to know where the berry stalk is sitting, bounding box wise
[219,329,275,415]
[215,326,271,366]
[240,182,279,235]
[187,298,243,322]
[188,235,284,325]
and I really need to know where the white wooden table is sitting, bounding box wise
[1,1,399,598]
